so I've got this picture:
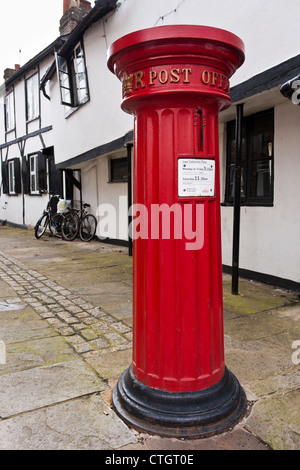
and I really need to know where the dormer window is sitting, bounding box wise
[56,41,89,109]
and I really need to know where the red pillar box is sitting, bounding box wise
[108,25,246,438]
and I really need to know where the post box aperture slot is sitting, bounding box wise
[195,108,205,153]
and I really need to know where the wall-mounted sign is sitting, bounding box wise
[178,159,215,197]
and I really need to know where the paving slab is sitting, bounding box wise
[0,280,18,299]
[224,335,299,386]
[84,348,132,380]
[0,359,108,418]
[223,276,296,316]
[250,369,300,397]
[0,394,137,450]
[142,428,269,451]
[0,335,76,375]
[0,313,54,344]
[246,389,300,450]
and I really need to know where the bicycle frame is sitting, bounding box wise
[68,202,97,242]
[35,195,62,239]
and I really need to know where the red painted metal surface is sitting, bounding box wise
[108,25,245,394]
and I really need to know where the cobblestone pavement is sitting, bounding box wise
[0,249,132,357]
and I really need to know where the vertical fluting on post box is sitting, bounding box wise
[132,105,225,393]
[108,25,247,438]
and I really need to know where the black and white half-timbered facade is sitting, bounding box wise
[1,0,299,291]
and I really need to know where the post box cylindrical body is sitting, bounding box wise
[108,25,246,438]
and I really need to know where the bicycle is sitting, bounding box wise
[34,195,79,241]
[68,202,97,242]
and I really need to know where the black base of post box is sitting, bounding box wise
[112,365,247,439]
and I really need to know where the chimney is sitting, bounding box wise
[60,0,92,35]
[3,64,21,81]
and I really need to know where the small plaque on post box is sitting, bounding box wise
[178,159,215,197]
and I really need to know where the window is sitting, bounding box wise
[8,161,15,193]
[2,159,21,195]
[5,91,15,132]
[26,73,40,121]
[29,154,39,193]
[56,41,89,109]
[110,157,128,183]
[73,43,88,104]
[22,152,47,195]
[57,57,72,106]
[225,109,274,206]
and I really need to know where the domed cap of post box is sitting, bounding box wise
[108,24,245,76]
[107,25,245,111]
[108,25,245,74]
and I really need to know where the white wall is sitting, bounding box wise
[0,54,56,227]
[79,152,129,241]
[52,0,300,164]
[107,0,300,87]
[220,99,300,283]
[49,0,300,283]
[51,21,133,165]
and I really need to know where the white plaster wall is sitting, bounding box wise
[107,0,300,87]
[0,54,55,227]
[0,142,20,225]
[23,194,48,227]
[0,127,53,228]
[49,0,300,281]
[9,56,53,137]
[0,85,4,136]
[79,153,128,241]
[220,100,300,283]
[51,21,133,165]
[52,0,300,164]
[39,62,53,129]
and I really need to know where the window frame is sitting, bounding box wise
[73,42,89,105]
[6,158,21,195]
[56,54,73,107]
[8,160,16,194]
[25,72,40,122]
[4,90,15,132]
[56,40,89,110]
[224,108,274,207]
[109,157,128,183]
[29,153,39,194]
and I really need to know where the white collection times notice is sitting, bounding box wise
[178,159,215,197]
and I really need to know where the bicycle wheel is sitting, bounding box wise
[34,214,49,239]
[79,214,97,242]
[49,213,63,238]
[61,211,79,241]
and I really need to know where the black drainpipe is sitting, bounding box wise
[231,103,244,295]
[127,143,133,257]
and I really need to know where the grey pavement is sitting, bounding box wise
[0,226,299,451]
